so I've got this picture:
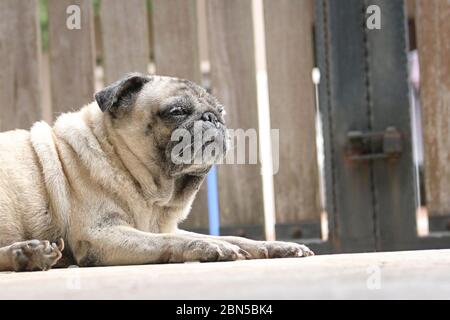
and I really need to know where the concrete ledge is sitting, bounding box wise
[1,249,450,299]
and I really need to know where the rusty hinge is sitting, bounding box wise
[346,126,402,161]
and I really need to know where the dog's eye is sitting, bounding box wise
[169,107,187,116]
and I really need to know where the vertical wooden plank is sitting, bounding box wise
[264,0,321,226]
[47,0,95,115]
[191,0,211,232]
[152,0,200,81]
[0,0,41,130]
[206,0,264,232]
[151,0,208,230]
[41,52,52,124]
[100,0,150,84]
[197,0,209,68]
[416,0,450,218]
[406,0,416,19]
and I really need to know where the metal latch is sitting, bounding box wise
[346,126,402,161]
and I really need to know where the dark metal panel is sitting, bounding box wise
[315,0,450,252]
[364,0,418,250]
[318,0,377,252]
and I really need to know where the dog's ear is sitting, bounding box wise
[95,73,150,113]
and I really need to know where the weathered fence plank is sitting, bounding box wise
[152,0,208,230]
[264,0,321,227]
[152,0,200,81]
[406,0,416,19]
[206,0,264,235]
[47,0,95,116]
[100,0,150,84]
[416,0,450,218]
[0,0,41,130]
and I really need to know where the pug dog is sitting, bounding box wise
[0,73,313,272]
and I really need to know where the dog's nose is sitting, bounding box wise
[201,111,218,124]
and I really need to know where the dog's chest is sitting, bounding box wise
[131,201,183,234]
[118,174,193,234]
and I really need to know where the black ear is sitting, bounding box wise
[95,73,150,113]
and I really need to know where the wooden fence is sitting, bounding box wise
[0,0,322,241]
[1,0,449,247]
[404,0,450,232]
[413,0,450,231]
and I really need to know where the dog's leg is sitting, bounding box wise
[171,177,313,258]
[176,230,314,259]
[0,239,64,272]
[71,226,250,267]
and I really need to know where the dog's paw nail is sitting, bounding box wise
[57,238,65,251]
[239,249,251,259]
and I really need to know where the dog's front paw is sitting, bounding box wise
[181,239,250,263]
[9,239,64,271]
[261,241,314,258]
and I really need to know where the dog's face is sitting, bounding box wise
[95,73,228,177]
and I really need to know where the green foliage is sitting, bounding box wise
[39,0,48,51]
[93,0,100,17]
[39,0,151,52]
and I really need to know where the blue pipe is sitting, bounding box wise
[207,165,220,236]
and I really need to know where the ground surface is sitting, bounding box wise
[1,249,449,299]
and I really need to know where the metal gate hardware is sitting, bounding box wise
[346,126,402,161]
